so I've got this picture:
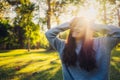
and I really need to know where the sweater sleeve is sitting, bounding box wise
[92,24,120,50]
[45,22,70,52]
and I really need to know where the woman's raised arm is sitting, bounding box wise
[92,23,120,50]
[45,22,70,52]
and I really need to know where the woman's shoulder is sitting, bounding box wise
[93,36,110,50]
[93,36,107,43]
[93,37,107,47]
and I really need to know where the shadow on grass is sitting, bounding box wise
[0,60,34,80]
[30,50,57,55]
[0,52,29,58]
[19,66,62,80]
[0,50,12,53]
[110,49,120,80]
[50,68,63,80]
[110,63,120,80]
[112,49,120,57]
[0,49,61,80]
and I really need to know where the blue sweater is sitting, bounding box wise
[45,22,120,80]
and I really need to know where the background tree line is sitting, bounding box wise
[0,0,120,51]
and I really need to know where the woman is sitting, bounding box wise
[45,17,120,80]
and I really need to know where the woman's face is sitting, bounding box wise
[71,22,86,40]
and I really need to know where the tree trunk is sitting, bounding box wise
[117,9,120,48]
[46,0,54,51]
[117,9,120,26]
[28,37,30,52]
[103,0,107,24]
[27,27,31,52]
[47,0,51,29]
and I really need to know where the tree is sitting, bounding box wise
[5,0,41,51]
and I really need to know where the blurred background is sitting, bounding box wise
[0,0,120,80]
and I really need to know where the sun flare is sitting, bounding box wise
[78,6,98,21]
[60,5,99,24]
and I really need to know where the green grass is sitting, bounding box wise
[0,49,62,80]
[0,49,120,80]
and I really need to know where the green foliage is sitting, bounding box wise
[39,32,49,48]
[16,3,35,14]
[0,19,18,49]
[108,0,116,4]
[13,2,41,49]
[0,20,11,43]
[24,24,41,47]
[0,0,43,49]
[20,0,30,5]
[59,30,70,39]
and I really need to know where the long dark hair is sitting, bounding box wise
[62,17,97,72]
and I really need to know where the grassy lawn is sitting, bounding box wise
[0,49,120,80]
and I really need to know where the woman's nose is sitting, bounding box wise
[74,27,78,30]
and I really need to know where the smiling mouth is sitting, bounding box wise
[75,31,80,33]
[73,32,80,34]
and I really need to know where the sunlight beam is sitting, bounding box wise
[78,6,98,21]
